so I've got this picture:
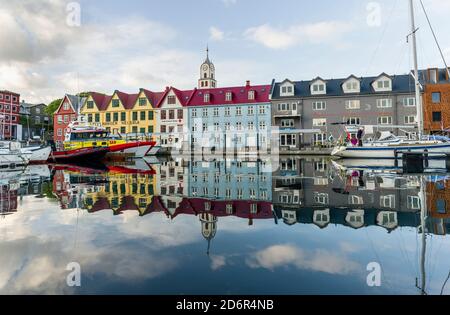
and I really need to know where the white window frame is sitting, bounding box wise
[378,116,393,125]
[377,98,393,108]
[313,118,327,127]
[345,100,361,110]
[312,101,326,111]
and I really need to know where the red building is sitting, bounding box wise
[0,90,20,140]
[53,94,85,147]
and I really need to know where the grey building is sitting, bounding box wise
[20,102,51,141]
[270,73,419,151]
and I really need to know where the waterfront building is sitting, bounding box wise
[53,94,86,146]
[80,89,160,136]
[186,81,272,153]
[270,73,418,151]
[420,68,450,135]
[0,90,21,140]
[20,102,51,141]
[154,87,194,150]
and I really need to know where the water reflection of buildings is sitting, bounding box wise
[48,157,450,238]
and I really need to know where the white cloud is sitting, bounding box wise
[246,244,360,275]
[244,21,353,50]
[209,26,225,41]
[210,255,227,270]
[221,0,237,7]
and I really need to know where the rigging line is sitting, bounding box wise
[364,0,399,76]
[419,0,450,77]
[440,269,450,295]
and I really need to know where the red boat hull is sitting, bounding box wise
[50,147,110,163]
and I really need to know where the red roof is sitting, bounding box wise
[154,87,196,108]
[115,91,139,110]
[141,89,165,107]
[186,84,271,107]
[90,92,112,111]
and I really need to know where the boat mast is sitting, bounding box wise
[409,0,424,138]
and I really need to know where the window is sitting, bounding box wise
[112,99,120,108]
[202,123,208,132]
[204,93,210,103]
[377,99,393,108]
[121,127,126,133]
[346,100,361,109]
[403,97,416,107]
[140,111,146,120]
[168,96,176,105]
[281,119,294,128]
[225,107,230,116]
[148,126,154,133]
[259,106,266,115]
[349,195,364,205]
[347,117,361,125]
[139,98,147,106]
[432,92,441,103]
[407,196,421,210]
[213,123,220,131]
[314,193,329,205]
[161,110,167,120]
[95,114,100,122]
[177,109,183,119]
[248,121,254,130]
[120,112,126,121]
[404,115,416,124]
[113,112,119,122]
[433,111,442,122]
[314,133,327,145]
[313,101,326,111]
[202,108,208,117]
[376,79,391,90]
[63,102,70,110]
[213,108,219,116]
[132,112,138,121]
[248,106,254,115]
[259,121,266,130]
[87,101,94,109]
[236,107,242,116]
[380,195,395,209]
[248,90,255,100]
[148,111,154,120]
[192,109,197,118]
[225,92,232,101]
[236,122,242,130]
[57,129,62,136]
[313,118,327,127]
[57,115,63,124]
[312,83,326,94]
[169,110,175,120]
[378,116,392,125]
[105,113,111,122]
[225,122,231,131]
[345,81,359,92]
[280,134,296,146]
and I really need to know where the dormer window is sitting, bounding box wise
[204,93,210,103]
[225,92,232,101]
[248,90,255,100]
[373,75,392,92]
[343,78,360,93]
[311,80,326,95]
[280,82,294,97]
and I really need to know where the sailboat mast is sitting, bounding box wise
[409,0,424,138]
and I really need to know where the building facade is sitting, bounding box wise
[187,81,272,153]
[0,90,21,140]
[20,102,51,141]
[53,94,86,146]
[421,68,450,135]
[270,73,418,151]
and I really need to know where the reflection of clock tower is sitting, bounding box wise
[198,46,217,89]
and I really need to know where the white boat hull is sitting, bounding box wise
[332,143,450,159]
[22,146,51,163]
[123,145,153,158]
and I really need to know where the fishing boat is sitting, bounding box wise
[0,142,51,164]
[49,146,110,163]
[63,118,156,158]
[331,0,450,160]
[0,142,30,172]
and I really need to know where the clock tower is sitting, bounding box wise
[198,46,217,89]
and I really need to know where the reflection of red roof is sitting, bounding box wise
[176,198,273,219]
[117,196,139,213]
[141,196,170,217]
[186,84,271,106]
[88,197,111,213]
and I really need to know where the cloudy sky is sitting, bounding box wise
[1,0,450,103]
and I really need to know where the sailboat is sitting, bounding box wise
[332,0,450,159]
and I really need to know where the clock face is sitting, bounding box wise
[203,65,209,71]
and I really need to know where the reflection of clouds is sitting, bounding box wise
[246,244,360,275]
[210,255,227,271]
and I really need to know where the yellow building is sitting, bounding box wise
[80,89,160,136]
[83,172,157,216]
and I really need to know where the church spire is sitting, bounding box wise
[198,46,217,89]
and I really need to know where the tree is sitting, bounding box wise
[45,98,63,116]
